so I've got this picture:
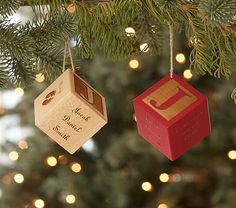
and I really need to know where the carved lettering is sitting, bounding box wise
[143,79,197,121]
[150,86,191,110]
[62,115,83,132]
[74,75,104,115]
[53,125,70,141]
[72,108,91,121]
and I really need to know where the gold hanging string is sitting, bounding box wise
[168,22,174,79]
[63,41,67,72]
[62,38,75,72]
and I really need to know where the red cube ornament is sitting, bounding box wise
[133,74,211,160]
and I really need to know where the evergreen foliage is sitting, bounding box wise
[0,0,236,101]
[0,50,235,208]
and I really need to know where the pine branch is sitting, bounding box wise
[0,21,35,63]
[198,0,236,27]
[0,0,21,18]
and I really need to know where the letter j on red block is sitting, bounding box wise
[133,74,211,160]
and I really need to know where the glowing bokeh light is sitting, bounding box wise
[14,88,24,97]
[141,182,153,192]
[183,69,193,80]
[176,53,186,64]
[34,199,45,208]
[228,150,236,160]
[9,151,19,161]
[158,203,168,208]
[46,156,57,167]
[66,194,76,204]
[125,27,135,36]
[159,173,169,183]
[18,140,29,149]
[35,73,45,83]
[129,59,139,69]
[70,162,82,173]
[14,173,24,184]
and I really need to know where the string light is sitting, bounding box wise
[141,182,153,192]
[70,162,82,173]
[129,59,139,69]
[35,73,45,83]
[159,173,169,183]
[66,194,76,204]
[46,156,57,167]
[18,140,29,149]
[175,53,186,64]
[9,151,19,161]
[125,27,135,37]
[158,203,168,208]
[14,173,24,184]
[14,88,24,97]
[183,69,193,80]
[34,199,45,208]
[140,43,150,53]
[228,150,236,160]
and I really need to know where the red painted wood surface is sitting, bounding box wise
[133,74,211,160]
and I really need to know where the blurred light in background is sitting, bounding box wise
[129,59,139,69]
[66,194,76,204]
[46,156,57,167]
[141,182,153,192]
[183,69,193,80]
[18,140,29,149]
[34,199,45,208]
[14,88,24,97]
[171,173,182,183]
[176,53,186,64]
[158,203,168,208]
[8,151,19,161]
[66,4,76,13]
[35,73,45,83]
[14,173,24,184]
[82,139,95,152]
[159,173,169,183]
[70,162,82,173]
[228,150,236,160]
[125,27,135,37]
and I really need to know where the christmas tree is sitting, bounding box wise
[0,1,236,208]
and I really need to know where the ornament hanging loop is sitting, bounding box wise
[168,22,174,79]
[63,38,75,72]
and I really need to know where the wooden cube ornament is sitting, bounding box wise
[133,74,211,160]
[34,69,107,154]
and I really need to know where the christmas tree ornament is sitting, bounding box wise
[34,41,107,154]
[133,24,211,160]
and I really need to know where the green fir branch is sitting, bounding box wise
[0,21,35,63]
[0,0,21,18]
[198,0,236,26]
